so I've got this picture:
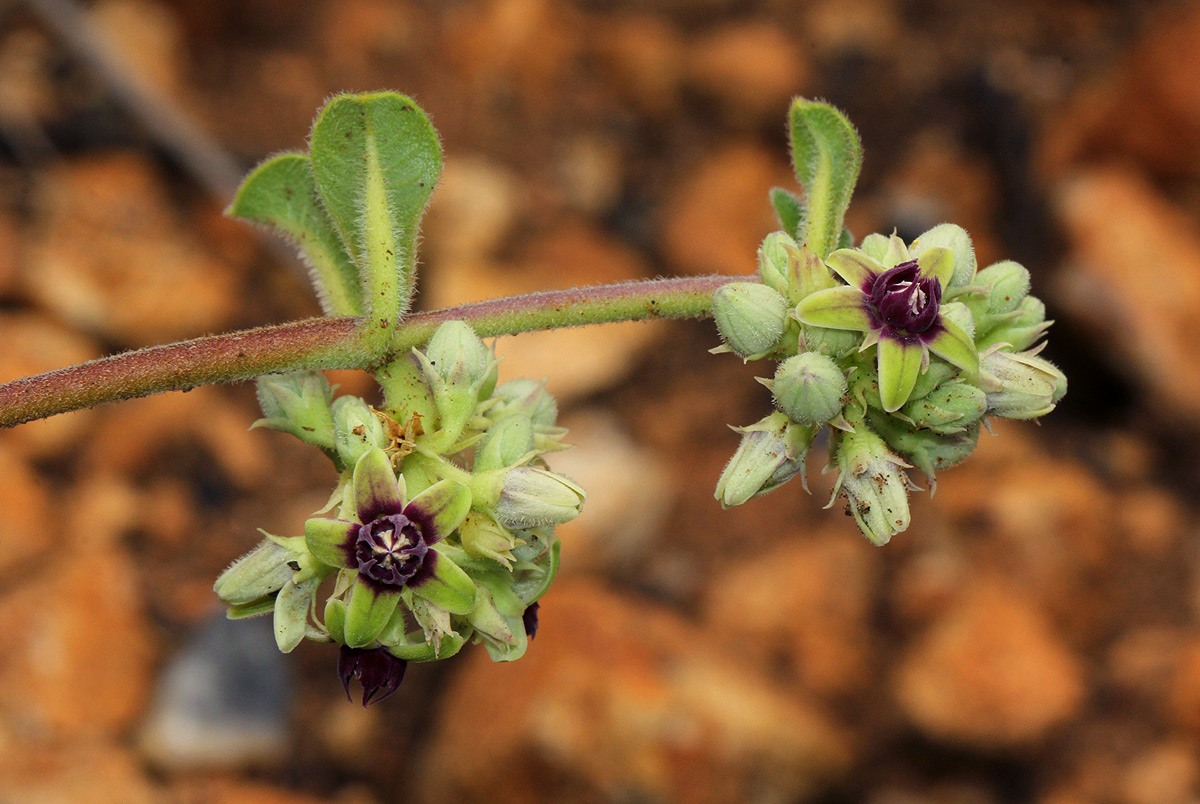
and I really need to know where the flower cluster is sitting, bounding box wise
[214,321,583,705]
[714,225,1064,545]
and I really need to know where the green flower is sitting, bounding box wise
[796,235,979,412]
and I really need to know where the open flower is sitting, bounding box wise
[796,237,978,411]
[305,448,476,648]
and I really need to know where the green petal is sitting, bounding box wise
[878,337,924,412]
[927,318,979,380]
[406,479,472,542]
[305,517,358,569]
[353,448,403,522]
[917,246,954,288]
[410,545,476,615]
[826,249,882,288]
[795,287,873,331]
[344,576,402,648]
[324,597,347,644]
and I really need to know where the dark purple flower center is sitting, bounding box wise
[355,513,429,587]
[337,646,407,707]
[868,260,941,335]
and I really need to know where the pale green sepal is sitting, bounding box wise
[860,233,889,263]
[226,596,277,620]
[512,537,560,604]
[916,246,954,288]
[877,337,923,412]
[882,234,910,268]
[304,517,357,569]
[911,223,976,289]
[826,248,881,288]
[787,99,863,259]
[407,479,472,540]
[309,92,442,328]
[795,286,872,331]
[468,572,530,663]
[410,545,476,615]
[927,318,979,380]
[323,597,347,644]
[344,576,402,648]
[385,630,469,662]
[274,577,318,653]
[227,153,361,315]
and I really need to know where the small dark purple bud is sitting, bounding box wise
[522,601,540,641]
[337,646,408,707]
[869,260,941,335]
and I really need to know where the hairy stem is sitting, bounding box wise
[0,275,741,428]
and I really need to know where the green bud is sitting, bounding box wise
[868,411,980,482]
[910,223,976,289]
[375,352,438,432]
[834,428,911,546]
[712,282,789,360]
[860,233,889,263]
[423,320,495,394]
[274,576,318,653]
[901,380,987,434]
[467,571,530,663]
[460,512,523,568]
[332,395,388,468]
[492,378,559,428]
[715,411,814,507]
[939,301,975,342]
[976,260,1030,313]
[907,361,958,403]
[977,295,1050,352]
[474,413,536,473]
[214,538,297,606]
[980,347,1067,419]
[473,466,586,528]
[801,323,860,357]
[757,231,798,296]
[252,371,336,450]
[772,353,846,424]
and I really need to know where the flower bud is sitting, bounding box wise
[977,295,1050,352]
[980,347,1066,419]
[460,512,523,567]
[901,380,987,434]
[492,378,559,428]
[712,282,788,360]
[474,414,536,472]
[757,231,798,296]
[715,411,814,508]
[473,467,586,528]
[834,428,911,546]
[976,260,1030,313]
[939,301,975,342]
[274,576,319,653]
[773,353,846,424]
[422,320,495,394]
[332,395,388,468]
[859,233,890,263]
[467,572,530,663]
[910,223,976,289]
[253,371,336,450]
[214,538,297,606]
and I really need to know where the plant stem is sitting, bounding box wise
[0,275,742,428]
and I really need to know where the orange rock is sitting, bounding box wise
[660,142,791,276]
[418,581,852,804]
[893,579,1085,748]
[0,444,50,577]
[170,779,338,804]
[593,13,684,117]
[1119,740,1200,804]
[0,741,157,804]
[92,0,186,99]
[24,153,239,345]
[703,534,880,697]
[1055,167,1200,418]
[685,22,808,125]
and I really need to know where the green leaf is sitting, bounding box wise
[788,99,863,259]
[228,153,362,316]
[768,187,805,240]
[310,92,443,343]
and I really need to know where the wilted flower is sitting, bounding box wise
[832,427,912,546]
[337,646,407,707]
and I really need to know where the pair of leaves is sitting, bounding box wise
[228,93,442,330]
[771,98,862,259]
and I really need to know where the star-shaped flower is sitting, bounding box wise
[305,448,476,648]
[796,236,979,412]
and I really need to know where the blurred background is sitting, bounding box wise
[0,0,1198,801]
